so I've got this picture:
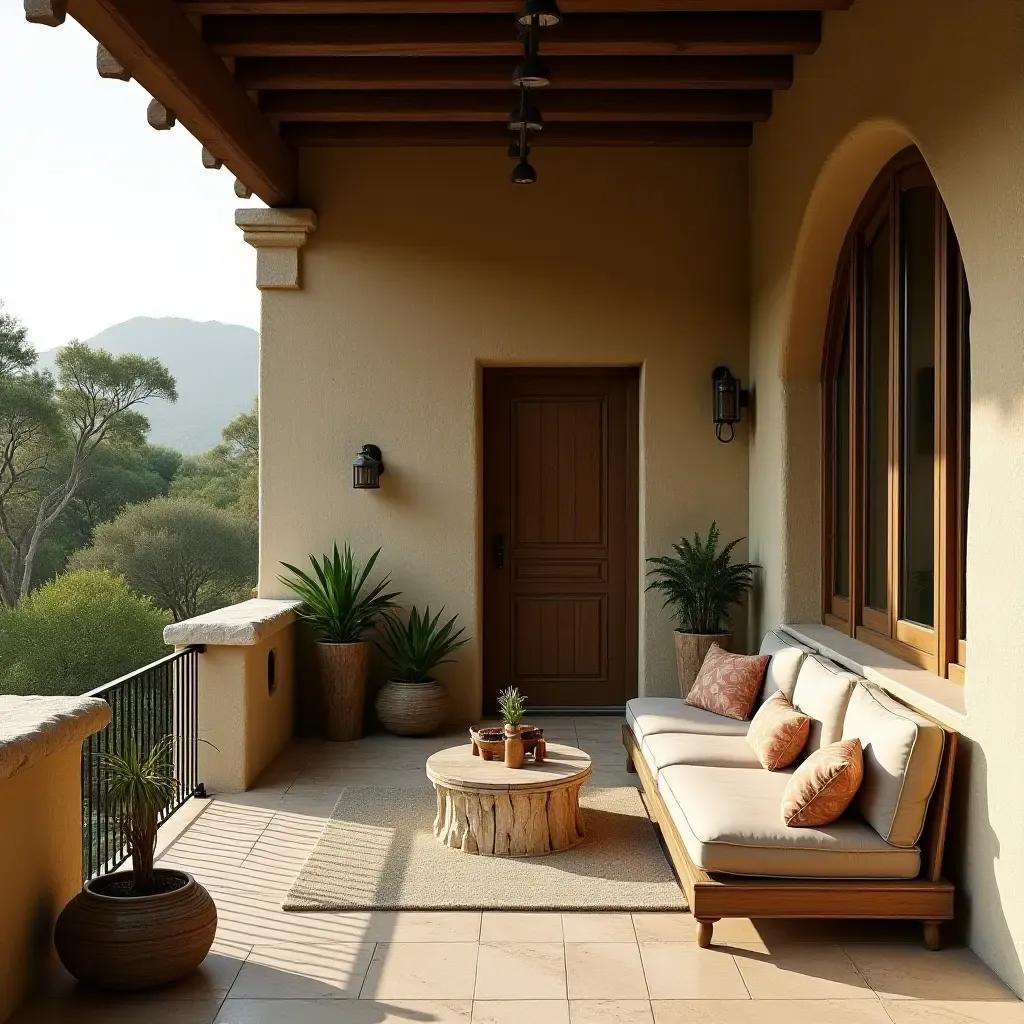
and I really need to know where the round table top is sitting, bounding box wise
[426,742,592,794]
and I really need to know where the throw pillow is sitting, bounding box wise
[782,738,864,828]
[685,644,771,721]
[747,691,811,770]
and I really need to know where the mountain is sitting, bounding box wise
[37,318,258,454]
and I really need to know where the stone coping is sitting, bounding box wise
[163,598,302,647]
[0,696,112,783]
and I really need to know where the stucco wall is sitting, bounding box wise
[258,146,751,724]
[747,0,1024,992]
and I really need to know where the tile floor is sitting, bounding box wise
[13,717,1024,1023]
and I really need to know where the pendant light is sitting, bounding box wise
[517,0,562,28]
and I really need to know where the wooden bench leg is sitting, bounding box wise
[695,919,718,948]
[625,753,637,774]
[923,921,943,951]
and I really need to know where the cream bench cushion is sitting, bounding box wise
[640,732,762,774]
[757,629,811,705]
[657,763,921,879]
[626,698,751,741]
[792,656,861,753]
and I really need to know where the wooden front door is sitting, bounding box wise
[482,368,639,712]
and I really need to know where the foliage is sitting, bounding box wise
[72,496,256,622]
[0,570,169,696]
[97,737,177,893]
[645,521,758,634]
[377,606,468,683]
[498,686,527,729]
[280,544,400,644]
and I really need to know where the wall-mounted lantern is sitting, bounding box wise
[352,444,385,489]
[711,366,749,443]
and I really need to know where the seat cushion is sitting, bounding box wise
[842,683,946,848]
[641,731,763,774]
[685,644,770,720]
[791,656,860,753]
[626,698,752,741]
[757,630,811,705]
[658,763,920,879]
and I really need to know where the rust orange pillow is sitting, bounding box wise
[685,644,770,721]
[747,691,811,770]
[782,738,864,827]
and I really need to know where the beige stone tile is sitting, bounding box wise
[631,915,694,944]
[882,999,1024,1022]
[651,1000,892,1023]
[473,1002,570,1024]
[360,912,482,943]
[481,912,563,942]
[638,943,749,1000]
[361,942,480,1000]
[10,1000,220,1023]
[844,944,1016,1001]
[475,943,568,1000]
[730,942,874,999]
[562,914,636,943]
[565,943,648,1000]
[216,998,473,1023]
[570,1000,654,1024]
[227,941,375,999]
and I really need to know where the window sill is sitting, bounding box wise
[782,622,967,726]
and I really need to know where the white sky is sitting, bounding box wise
[0,5,264,352]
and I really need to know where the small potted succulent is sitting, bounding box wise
[281,544,399,741]
[55,738,217,990]
[375,605,469,735]
[498,686,528,768]
[646,521,759,695]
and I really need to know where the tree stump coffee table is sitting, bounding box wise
[425,743,591,857]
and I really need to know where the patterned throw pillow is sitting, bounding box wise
[782,738,864,828]
[747,691,811,770]
[685,644,771,721]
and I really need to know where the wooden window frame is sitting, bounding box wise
[821,148,970,680]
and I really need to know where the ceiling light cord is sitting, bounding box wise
[509,1,561,184]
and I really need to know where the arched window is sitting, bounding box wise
[822,148,970,682]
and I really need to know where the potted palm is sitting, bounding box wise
[375,606,469,735]
[498,686,528,769]
[54,738,217,990]
[281,544,399,741]
[646,522,759,696]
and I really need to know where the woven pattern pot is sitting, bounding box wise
[673,631,731,697]
[317,640,369,741]
[376,679,448,736]
[54,870,216,991]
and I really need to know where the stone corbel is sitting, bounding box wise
[235,208,318,290]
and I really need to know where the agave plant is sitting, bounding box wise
[377,605,469,683]
[498,686,527,729]
[280,544,400,644]
[646,521,758,635]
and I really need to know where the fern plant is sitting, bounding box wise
[377,606,469,683]
[280,544,400,644]
[646,521,758,634]
[498,686,527,729]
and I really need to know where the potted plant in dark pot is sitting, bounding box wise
[281,543,399,741]
[375,605,469,736]
[54,738,217,990]
[646,521,758,696]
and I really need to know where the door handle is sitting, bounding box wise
[493,533,505,570]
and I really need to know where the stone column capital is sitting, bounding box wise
[235,208,318,290]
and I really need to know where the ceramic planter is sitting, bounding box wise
[316,640,369,741]
[504,724,525,768]
[376,678,448,736]
[673,630,731,696]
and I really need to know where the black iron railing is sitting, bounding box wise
[80,646,204,880]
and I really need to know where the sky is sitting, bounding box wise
[0,5,265,352]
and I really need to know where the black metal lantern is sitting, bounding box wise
[352,444,385,489]
[517,0,562,27]
[711,366,749,443]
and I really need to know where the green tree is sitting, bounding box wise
[0,569,169,696]
[72,496,256,621]
[0,306,177,605]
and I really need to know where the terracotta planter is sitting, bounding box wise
[673,630,731,697]
[376,679,448,736]
[54,869,216,991]
[504,725,525,768]
[316,640,369,741]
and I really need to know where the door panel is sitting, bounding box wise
[483,369,638,711]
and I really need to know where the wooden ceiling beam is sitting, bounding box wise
[236,54,793,90]
[205,12,822,57]
[66,0,297,205]
[281,120,754,144]
[181,0,849,12]
[259,87,771,121]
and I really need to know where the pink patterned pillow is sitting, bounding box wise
[747,691,811,770]
[685,644,770,721]
[782,738,864,827]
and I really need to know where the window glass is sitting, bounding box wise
[834,320,851,599]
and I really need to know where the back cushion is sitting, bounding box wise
[842,683,945,848]
[757,630,810,705]
[791,656,859,753]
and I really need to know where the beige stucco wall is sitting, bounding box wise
[258,146,751,724]
[0,745,81,1022]
[747,0,1024,992]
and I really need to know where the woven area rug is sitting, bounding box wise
[284,786,687,912]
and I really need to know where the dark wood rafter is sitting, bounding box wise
[178,0,850,12]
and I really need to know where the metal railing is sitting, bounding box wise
[80,646,204,880]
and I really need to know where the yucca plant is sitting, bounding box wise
[646,521,758,634]
[280,543,400,644]
[377,606,469,683]
[498,686,527,729]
